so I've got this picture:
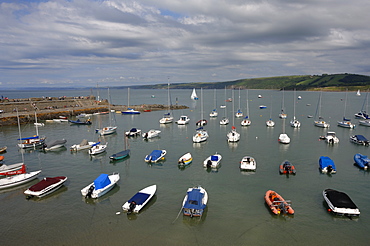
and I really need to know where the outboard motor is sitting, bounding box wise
[86,185,95,198]
[327,165,333,173]
[128,201,136,214]
[206,160,212,168]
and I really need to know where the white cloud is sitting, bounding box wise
[0,0,370,87]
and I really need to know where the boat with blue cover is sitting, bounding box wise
[354,153,370,170]
[319,156,336,174]
[350,135,370,146]
[122,185,157,214]
[69,118,92,125]
[203,153,222,168]
[182,186,208,217]
[144,150,166,163]
[81,173,120,199]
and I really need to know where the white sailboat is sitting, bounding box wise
[314,91,330,128]
[266,94,275,127]
[278,119,290,144]
[191,88,198,100]
[279,89,287,119]
[235,88,243,118]
[241,89,251,126]
[337,89,355,129]
[356,89,361,96]
[209,88,218,117]
[227,90,240,142]
[122,88,140,114]
[97,87,117,135]
[159,83,174,124]
[355,89,369,119]
[220,86,229,125]
[359,90,370,126]
[193,88,209,143]
[17,111,46,149]
[290,89,301,128]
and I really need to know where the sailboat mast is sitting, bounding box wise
[246,89,249,116]
[167,82,170,111]
[34,111,39,136]
[16,109,25,163]
[127,88,130,108]
[201,88,204,119]
[232,89,235,126]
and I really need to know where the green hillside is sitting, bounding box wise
[131,73,370,91]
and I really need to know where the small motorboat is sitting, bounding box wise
[42,139,67,151]
[142,129,161,139]
[70,139,97,151]
[109,149,130,161]
[354,153,370,170]
[122,184,157,214]
[0,170,41,189]
[219,117,229,125]
[81,173,120,199]
[203,153,222,168]
[319,156,337,174]
[88,142,108,155]
[96,126,117,136]
[144,150,166,163]
[24,176,67,198]
[240,156,256,171]
[324,131,339,144]
[323,189,360,217]
[0,146,7,153]
[195,119,207,126]
[125,128,141,137]
[279,160,296,174]
[178,152,193,166]
[350,135,370,146]
[278,133,290,144]
[182,186,208,217]
[69,118,92,125]
[176,115,190,125]
[0,163,25,176]
[265,190,294,215]
[259,105,267,109]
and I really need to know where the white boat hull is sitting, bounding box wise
[24,177,67,197]
[203,153,222,168]
[81,173,119,198]
[240,156,256,171]
[0,170,41,189]
[122,185,157,213]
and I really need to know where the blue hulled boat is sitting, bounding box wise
[319,156,336,174]
[354,153,370,170]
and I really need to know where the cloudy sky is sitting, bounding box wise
[1,0,369,88]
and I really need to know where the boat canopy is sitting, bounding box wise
[130,128,138,132]
[94,174,111,190]
[128,192,150,205]
[319,156,336,168]
[91,142,101,147]
[17,136,40,140]
[211,155,219,161]
[45,139,66,147]
[355,135,368,142]
[149,150,163,159]
[196,127,203,131]
[184,189,205,210]
[29,177,65,192]
[325,189,358,209]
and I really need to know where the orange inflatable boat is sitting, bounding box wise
[265,190,294,215]
[0,156,4,161]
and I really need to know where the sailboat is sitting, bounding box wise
[356,89,361,96]
[195,88,207,126]
[122,88,140,114]
[193,88,209,143]
[279,89,287,119]
[159,83,174,124]
[337,89,355,129]
[227,90,240,142]
[355,90,369,120]
[266,94,275,127]
[220,87,229,125]
[109,136,130,160]
[314,91,330,128]
[17,111,46,149]
[241,89,251,126]
[97,87,117,135]
[359,91,370,126]
[278,119,290,144]
[191,88,199,100]
[290,89,301,128]
[235,88,243,117]
[209,88,218,117]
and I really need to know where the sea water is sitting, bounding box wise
[1,88,370,245]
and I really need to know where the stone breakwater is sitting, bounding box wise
[0,97,188,126]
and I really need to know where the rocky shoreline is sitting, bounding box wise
[0,97,188,126]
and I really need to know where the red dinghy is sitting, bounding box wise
[24,176,67,198]
[265,190,294,215]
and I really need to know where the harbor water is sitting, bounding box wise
[1,88,370,245]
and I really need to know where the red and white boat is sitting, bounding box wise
[0,163,25,176]
[24,176,67,198]
[0,169,41,189]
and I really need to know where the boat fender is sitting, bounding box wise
[86,185,95,198]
